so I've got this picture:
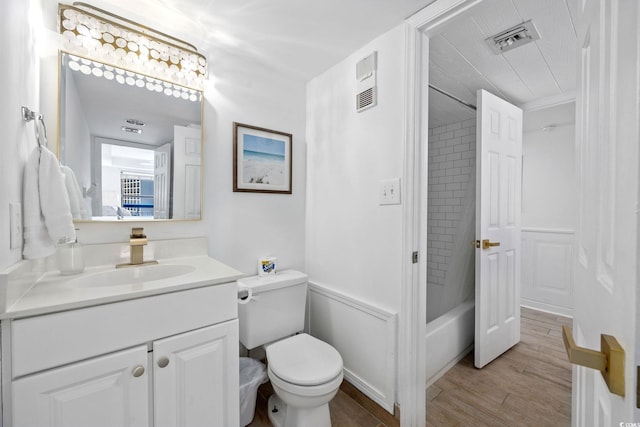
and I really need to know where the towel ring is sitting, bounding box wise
[22,106,48,149]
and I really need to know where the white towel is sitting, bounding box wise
[61,165,87,220]
[23,147,76,259]
[23,149,54,259]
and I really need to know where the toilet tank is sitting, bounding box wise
[237,270,308,350]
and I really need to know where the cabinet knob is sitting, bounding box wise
[157,356,170,368]
[132,365,145,378]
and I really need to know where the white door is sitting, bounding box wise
[12,346,149,427]
[172,125,201,219]
[154,143,172,219]
[474,89,522,369]
[572,0,639,423]
[153,320,239,427]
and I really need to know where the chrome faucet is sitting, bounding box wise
[116,227,158,268]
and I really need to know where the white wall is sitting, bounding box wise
[306,25,404,406]
[0,0,41,270]
[1,0,307,277]
[522,102,576,229]
[306,25,404,312]
[521,102,576,315]
[204,69,307,275]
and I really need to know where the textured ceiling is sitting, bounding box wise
[429,0,578,128]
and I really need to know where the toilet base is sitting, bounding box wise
[267,394,286,427]
[267,394,332,427]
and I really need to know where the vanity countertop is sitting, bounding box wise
[0,238,244,320]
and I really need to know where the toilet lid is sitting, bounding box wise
[266,334,343,386]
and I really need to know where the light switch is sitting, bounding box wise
[379,178,401,205]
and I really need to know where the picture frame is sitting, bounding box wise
[233,122,292,194]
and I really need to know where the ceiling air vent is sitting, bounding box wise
[485,20,540,54]
[356,51,377,112]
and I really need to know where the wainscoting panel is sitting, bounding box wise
[308,283,397,413]
[521,228,574,316]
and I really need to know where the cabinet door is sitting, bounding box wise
[13,345,150,427]
[153,320,239,427]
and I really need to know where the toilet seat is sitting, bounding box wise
[268,365,344,397]
[266,333,343,386]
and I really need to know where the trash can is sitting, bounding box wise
[239,357,268,427]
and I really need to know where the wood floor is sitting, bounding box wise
[427,307,573,426]
[248,307,572,427]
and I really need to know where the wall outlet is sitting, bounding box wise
[379,178,401,205]
[9,203,22,250]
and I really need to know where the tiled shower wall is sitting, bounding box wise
[427,118,476,288]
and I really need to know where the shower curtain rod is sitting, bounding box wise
[429,84,477,111]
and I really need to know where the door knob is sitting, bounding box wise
[562,325,624,397]
[157,356,170,368]
[482,239,500,250]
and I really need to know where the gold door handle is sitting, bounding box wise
[482,239,500,250]
[562,325,624,397]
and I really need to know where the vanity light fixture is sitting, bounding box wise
[59,3,207,90]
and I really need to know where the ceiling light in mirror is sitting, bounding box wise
[59,4,207,90]
[121,126,143,134]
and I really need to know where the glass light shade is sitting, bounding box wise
[59,4,207,91]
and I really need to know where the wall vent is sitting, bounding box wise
[356,52,377,112]
[356,87,377,111]
[485,20,540,54]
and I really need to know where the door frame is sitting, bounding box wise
[400,1,484,425]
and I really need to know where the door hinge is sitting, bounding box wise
[412,251,418,264]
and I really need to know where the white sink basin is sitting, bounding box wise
[68,264,197,288]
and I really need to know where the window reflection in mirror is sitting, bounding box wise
[59,52,203,221]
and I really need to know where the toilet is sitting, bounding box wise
[237,270,343,427]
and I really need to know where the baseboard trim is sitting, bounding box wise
[340,380,400,427]
[521,299,573,318]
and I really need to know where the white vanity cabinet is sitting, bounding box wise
[4,282,240,427]
[153,321,237,426]
[13,345,151,427]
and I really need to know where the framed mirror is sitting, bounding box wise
[58,52,203,221]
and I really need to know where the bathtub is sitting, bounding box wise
[425,299,475,387]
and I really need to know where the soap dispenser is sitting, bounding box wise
[57,232,84,275]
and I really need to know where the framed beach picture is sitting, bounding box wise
[233,123,292,194]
